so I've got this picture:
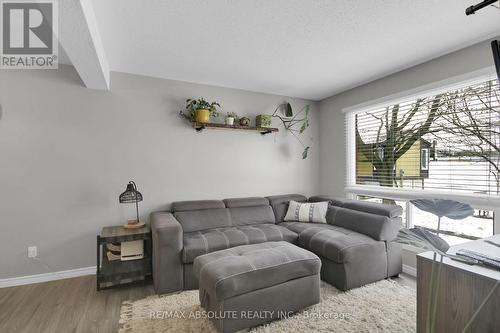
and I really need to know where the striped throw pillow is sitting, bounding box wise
[284,200,329,223]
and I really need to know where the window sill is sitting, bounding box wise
[345,184,500,210]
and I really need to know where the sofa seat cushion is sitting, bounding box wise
[193,241,321,301]
[297,225,385,264]
[280,221,367,237]
[279,221,346,234]
[182,224,298,263]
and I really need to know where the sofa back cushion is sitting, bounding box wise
[309,195,403,218]
[224,197,275,226]
[223,197,269,208]
[228,206,276,226]
[174,208,231,233]
[172,200,229,232]
[342,201,403,218]
[327,206,401,241]
[172,200,225,212]
[266,194,307,223]
[309,195,351,207]
[172,197,276,232]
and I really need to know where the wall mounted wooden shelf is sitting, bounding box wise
[192,122,279,135]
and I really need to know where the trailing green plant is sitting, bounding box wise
[272,102,311,159]
[179,98,221,122]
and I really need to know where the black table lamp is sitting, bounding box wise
[119,181,143,227]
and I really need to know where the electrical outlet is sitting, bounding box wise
[28,246,37,258]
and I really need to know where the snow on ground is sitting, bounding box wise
[412,207,493,245]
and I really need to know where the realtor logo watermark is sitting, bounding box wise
[0,0,58,69]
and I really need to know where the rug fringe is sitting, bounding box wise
[119,300,134,332]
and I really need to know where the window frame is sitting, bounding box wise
[343,67,500,235]
[420,148,429,171]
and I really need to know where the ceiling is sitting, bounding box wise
[68,0,500,100]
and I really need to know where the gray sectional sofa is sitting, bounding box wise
[151,194,403,295]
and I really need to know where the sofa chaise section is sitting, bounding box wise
[273,194,402,290]
[279,200,403,290]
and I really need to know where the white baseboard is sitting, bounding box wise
[1,263,415,288]
[0,266,96,288]
[402,264,417,277]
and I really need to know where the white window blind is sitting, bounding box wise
[347,77,500,198]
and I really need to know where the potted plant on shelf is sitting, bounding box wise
[239,117,251,126]
[226,112,239,126]
[179,98,220,124]
[256,114,272,128]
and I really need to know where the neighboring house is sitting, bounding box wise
[356,139,435,188]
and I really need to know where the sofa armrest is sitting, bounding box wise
[328,206,401,241]
[151,211,184,294]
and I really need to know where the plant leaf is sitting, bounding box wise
[302,146,310,159]
[396,228,449,254]
[284,102,293,117]
[300,122,307,133]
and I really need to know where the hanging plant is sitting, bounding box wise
[272,102,311,159]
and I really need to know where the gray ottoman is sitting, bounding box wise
[193,241,321,333]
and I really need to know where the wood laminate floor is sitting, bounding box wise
[0,276,155,333]
[0,273,415,333]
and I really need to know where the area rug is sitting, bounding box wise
[119,279,415,333]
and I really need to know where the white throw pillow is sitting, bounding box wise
[284,200,329,223]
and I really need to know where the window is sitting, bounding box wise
[420,148,429,171]
[351,78,500,195]
[346,75,500,243]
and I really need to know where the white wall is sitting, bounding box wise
[0,65,319,279]
[318,37,499,197]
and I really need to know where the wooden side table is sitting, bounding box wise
[417,234,500,332]
[96,225,152,291]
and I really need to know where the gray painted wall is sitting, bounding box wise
[0,65,319,279]
[1,37,497,279]
[318,37,499,197]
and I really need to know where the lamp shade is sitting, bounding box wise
[119,181,143,204]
